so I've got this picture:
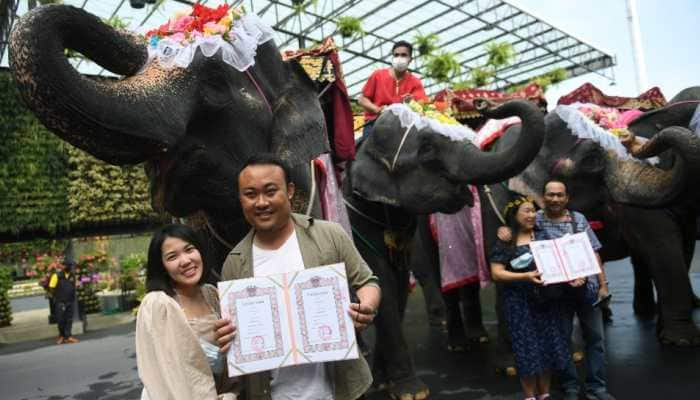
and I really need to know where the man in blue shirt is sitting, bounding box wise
[537,180,614,400]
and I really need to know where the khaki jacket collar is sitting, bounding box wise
[229,214,318,278]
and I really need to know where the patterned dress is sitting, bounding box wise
[490,240,571,377]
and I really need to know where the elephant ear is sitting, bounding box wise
[270,60,330,166]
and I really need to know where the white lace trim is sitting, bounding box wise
[690,104,700,136]
[385,104,477,144]
[144,14,274,72]
[554,103,631,159]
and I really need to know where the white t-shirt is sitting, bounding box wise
[252,231,333,400]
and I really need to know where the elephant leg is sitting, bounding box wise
[443,289,467,351]
[631,255,657,318]
[459,283,489,343]
[412,265,447,327]
[363,249,428,394]
[493,283,516,375]
[679,215,700,308]
[623,208,700,346]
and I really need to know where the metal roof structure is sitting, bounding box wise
[1,0,616,97]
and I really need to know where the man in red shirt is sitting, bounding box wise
[358,40,428,138]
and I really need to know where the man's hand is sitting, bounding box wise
[214,318,237,353]
[348,303,376,331]
[497,226,512,242]
[569,277,586,287]
[525,271,543,285]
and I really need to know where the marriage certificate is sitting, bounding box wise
[218,263,358,377]
[529,232,601,285]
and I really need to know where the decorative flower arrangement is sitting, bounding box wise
[408,100,460,126]
[146,4,245,48]
[577,104,628,137]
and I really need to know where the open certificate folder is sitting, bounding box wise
[529,232,601,285]
[217,263,358,377]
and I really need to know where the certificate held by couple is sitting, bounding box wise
[529,232,601,285]
[217,263,358,377]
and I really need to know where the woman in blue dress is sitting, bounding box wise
[489,197,570,400]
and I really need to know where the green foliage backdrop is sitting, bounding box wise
[0,71,161,240]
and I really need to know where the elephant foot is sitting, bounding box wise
[388,377,430,400]
[494,365,518,377]
[465,325,489,344]
[447,332,468,352]
[658,324,700,347]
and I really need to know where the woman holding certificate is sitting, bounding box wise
[489,197,570,400]
[135,225,238,400]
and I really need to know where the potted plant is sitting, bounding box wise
[413,31,439,56]
[469,66,494,87]
[336,16,364,39]
[485,41,515,68]
[425,51,461,83]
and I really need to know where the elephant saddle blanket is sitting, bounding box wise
[430,186,490,292]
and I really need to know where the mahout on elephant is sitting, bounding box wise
[9,4,333,272]
[344,99,547,399]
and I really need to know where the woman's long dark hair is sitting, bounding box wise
[504,196,538,247]
[146,224,211,296]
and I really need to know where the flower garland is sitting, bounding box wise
[143,3,274,72]
[146,4,242,47]
[386,102,477,143]
[407,100,460,126]
[502,196,535,219]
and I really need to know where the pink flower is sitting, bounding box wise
[170,16,194,33]
[169,32,186,44]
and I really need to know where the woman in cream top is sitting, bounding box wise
[136,224,237,400]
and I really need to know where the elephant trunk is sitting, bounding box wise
[450,99,545,184]
[9,4,191,165]
[605,126,700,206]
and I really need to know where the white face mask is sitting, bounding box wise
[392,56,409,72]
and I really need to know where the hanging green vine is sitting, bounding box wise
[0,72,161,238]
[0,266,13,326]
[0,74,70,236]
[67,146,157,228]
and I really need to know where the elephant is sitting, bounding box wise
[9,4,330,270]
[501,97,700,346]
[343,99,546,399]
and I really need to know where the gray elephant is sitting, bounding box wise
[9,4,329,269]
[503,97,700,346]
[344,99,546,399]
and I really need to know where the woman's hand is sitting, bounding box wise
[525,271,543,285]
[214,318,237,353]
[569,277,586,287]
[497,226,512,242]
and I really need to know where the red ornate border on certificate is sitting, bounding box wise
[228,286,285,363]
[294,276,349,353]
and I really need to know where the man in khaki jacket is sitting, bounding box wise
[215,153,381,400]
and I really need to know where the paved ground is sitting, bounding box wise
[10,295,48,313]
[1,255,698,400]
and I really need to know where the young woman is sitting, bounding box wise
[489,197,570,400]
[136,224,237,400]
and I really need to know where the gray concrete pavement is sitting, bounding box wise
[0,255,698,400]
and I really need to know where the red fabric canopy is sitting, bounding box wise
[434,83,547,119]
[557,82,667,110]
[283,38,356,162]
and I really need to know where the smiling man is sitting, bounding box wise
[215,153,381,400]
